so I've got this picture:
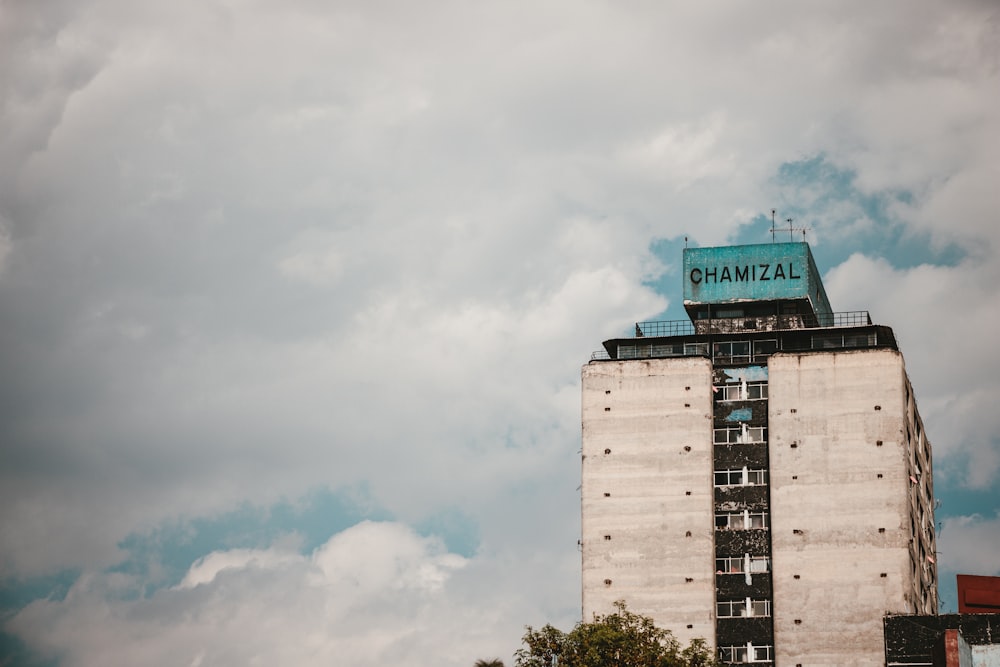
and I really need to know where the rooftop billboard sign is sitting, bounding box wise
[682,242,832,316]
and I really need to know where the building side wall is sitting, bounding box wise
[768,349,913,666]
[905,375,938,614]
[581,357,715,647]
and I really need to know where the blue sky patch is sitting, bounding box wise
[2,484,483,629]
[109,485,394,597]
[0,570,75,667]
[416,507,480,558]
[0,632,57,667]
[732,155,966,271]
[645,155,966,325]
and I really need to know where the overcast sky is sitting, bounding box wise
[2,1,999,665]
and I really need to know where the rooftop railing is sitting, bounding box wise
[634,310,872,338]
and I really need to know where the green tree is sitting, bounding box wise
[514,601,718,667]
[474,660,505,667]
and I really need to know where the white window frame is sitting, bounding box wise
[719,646,748,663]
[716,555,770,574]
[716,599,771,618]
[714,468,768,487]
[715,511,769,530]
[714,425,766,444]
[716,382,768,402]
[719,643,774,663]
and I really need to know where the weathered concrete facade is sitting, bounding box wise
[769,349,937,665]
[581,357,716,647]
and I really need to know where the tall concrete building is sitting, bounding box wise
[581,242,937,666]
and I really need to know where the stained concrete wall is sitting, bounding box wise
[581,357,715,647]
[768,349,915,666]
[973,645,1000,666]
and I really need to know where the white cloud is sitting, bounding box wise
[178,547,305,590]
[824,252,1000,490]
[277,231,348,287]
[938,513,1000,577]
[6,521,574,667]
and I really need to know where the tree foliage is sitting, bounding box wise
[474,660,505,667]
[514,601,718,667]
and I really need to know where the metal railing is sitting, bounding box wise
[633,320,696,337]
[634,310,871,338]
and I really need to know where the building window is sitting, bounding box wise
[715,511,769,530]
[753,339,778,359]
[812,332,876,350]
[714,425,766,444]
[719,644,773,663]
[713,341,751,363]
[716,555,770,574]
[717,599,771,618]
[844,333,876,347]
[720,646,748,663]
[685,342,709,356]
[716,382,768,402]
[617,341,718,359]
[714,468,768,487]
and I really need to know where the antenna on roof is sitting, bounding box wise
[769,213,810,242]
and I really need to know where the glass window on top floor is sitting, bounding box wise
[813,334,843,349]
[844,332,877,347]
[812,332,876,350]
[685,342,710,356]
[752,339,777,360]
[714,341,751,364]
[617,343,682,359]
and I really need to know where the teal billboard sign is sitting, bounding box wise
[682,242,831,315]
